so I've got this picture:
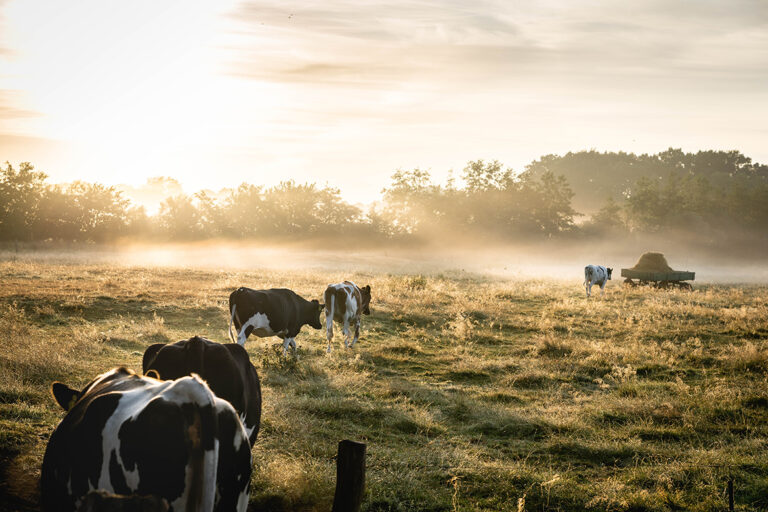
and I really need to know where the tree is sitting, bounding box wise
[221,184,266,238]
[66,182,129,241]
[0,162,48,241]
[157,195,203,240]
[584,197,626,234]
[461,159,513,192]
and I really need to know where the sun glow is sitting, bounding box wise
[1,0,291,187]
[1,0,766,199]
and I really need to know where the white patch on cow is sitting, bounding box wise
[234,421,244,452]
[236,486,250,512]
[124,457,140,490]
[239,412,255,443]
[90,372,221,512]
[237,312,287,345]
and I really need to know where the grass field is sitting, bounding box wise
[1,260,767,511]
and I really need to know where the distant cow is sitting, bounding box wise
[228,287,323,355]
[142,336,262,444]
[41,367,251,512]
[584,265,613,297]
[324,281,371,352]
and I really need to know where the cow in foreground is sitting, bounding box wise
[584,265,613,297]
[41,367,251,512]
[228,287,323,355]
[143,336,262,444]
[324,281,371,352]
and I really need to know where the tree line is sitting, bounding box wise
[1,149,766,245]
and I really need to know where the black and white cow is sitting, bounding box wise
[584,265,613,297]
[324,281,371,353]
[41,367,251,512]
[142,336,262,445]
[228,287,324,355]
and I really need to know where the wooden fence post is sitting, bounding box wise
[331,440,366,512]
[728,477,734,512]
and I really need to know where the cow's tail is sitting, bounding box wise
[584,266,592,285]
[187,400,208,512]
[172,376,219,512]
[228,303,237,343]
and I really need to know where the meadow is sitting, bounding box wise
[0,259,767,511]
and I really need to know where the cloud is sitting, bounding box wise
[0,133,64,160]
[0,91,40,120]
[225,0,768,97]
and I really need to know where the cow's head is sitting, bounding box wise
[361,285,372,315]
[308,299,324,329]
[607,268,613,280]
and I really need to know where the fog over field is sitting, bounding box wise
[2,242,766,283]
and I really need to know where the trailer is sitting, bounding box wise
[621,268,695,290]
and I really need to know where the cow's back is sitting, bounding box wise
[230,288,293,324]
[143,336,262,444]
[41,369,251,512]
[324,285,350,321]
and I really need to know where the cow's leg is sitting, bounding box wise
[326,315,334,354]
[586,283,591,298]
[600,282,606,296]
[282,337,291,357]
[289,338,297,352]
[326,295,335,346]
[342,317,351,348]
[351,317,360,347]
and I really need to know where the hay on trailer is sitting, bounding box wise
[630,252,674,272]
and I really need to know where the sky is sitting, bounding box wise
[1,0,767,203]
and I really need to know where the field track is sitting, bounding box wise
[1,260,767,511]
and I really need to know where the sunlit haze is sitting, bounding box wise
[1,0,766,201]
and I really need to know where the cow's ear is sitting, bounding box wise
[364,285,371,292]
[142,343,165,374]
[51,382,80,411]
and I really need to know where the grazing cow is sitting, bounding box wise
[142,336,262,445]
[324,281,371,353]
[41,367,251,512]
[228,287,323,355]
[584,265,613,297]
